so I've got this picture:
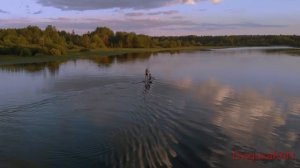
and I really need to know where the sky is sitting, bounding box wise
[0,0,299,36]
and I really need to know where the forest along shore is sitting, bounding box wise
[1,25,300,65]
[0,46,219,65]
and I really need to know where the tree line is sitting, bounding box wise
[0,25,299,56]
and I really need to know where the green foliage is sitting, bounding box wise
[19,48,32,57]
[80,48,91,52]
[45,43,66,55]
[91,27,114,47]
[0,46,42,56]
[132,35,151,48]
[90,34,106,48]
[49,48,62,56]
[0,25,300,57]
[81,34,91,48]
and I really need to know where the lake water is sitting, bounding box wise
[0,47,300,168]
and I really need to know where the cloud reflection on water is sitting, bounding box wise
[176,78,299,152]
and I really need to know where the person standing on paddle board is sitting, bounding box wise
[145,68,149,82]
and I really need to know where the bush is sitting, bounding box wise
[0,47,11,55]
[49,48,62,55]
[0,46,21,55]
[0,46,44,56]
[79,48,91,52]
[45,43,66,55]
[37,47,48,55]
[19,48,32,56]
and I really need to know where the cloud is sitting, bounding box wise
[36,0,198,10]
[0,17,195,34]
[181,0,197,5]
[33,10,43,15]
[125,10,179,17]
[148,10,179,15]
[211,0,222,4]
[0,9,9,14]
[125,12,145,17]
[0,17,288,36]
[172,16,184,19]
[197,8,207,12]
[163,22,287,32]
[186,79,286,147]
[163,10,179,15]
[224,22,287,28]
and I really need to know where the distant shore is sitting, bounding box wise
[1,46,299,65]
[0,46,221,65]
[1,26,300,65]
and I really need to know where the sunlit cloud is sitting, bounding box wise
[182,0,197,5]
[211,0,222,4]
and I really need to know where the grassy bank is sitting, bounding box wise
[0,46,219,65]
[277,48,300,56]
[264,48,300,56]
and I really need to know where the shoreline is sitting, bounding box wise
[1,46,299,65]
[0,46,220,65]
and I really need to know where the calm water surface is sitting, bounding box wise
[0,47,300,168]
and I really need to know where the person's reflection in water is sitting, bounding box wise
[145,82,151,90]
[148,73,152,83]
[145,68,149,81]
[144,68,153,91]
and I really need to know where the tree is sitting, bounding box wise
[91,27,114,47]
[81,34,91,48]
[1,25,300,57]
[91,34,106,48]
